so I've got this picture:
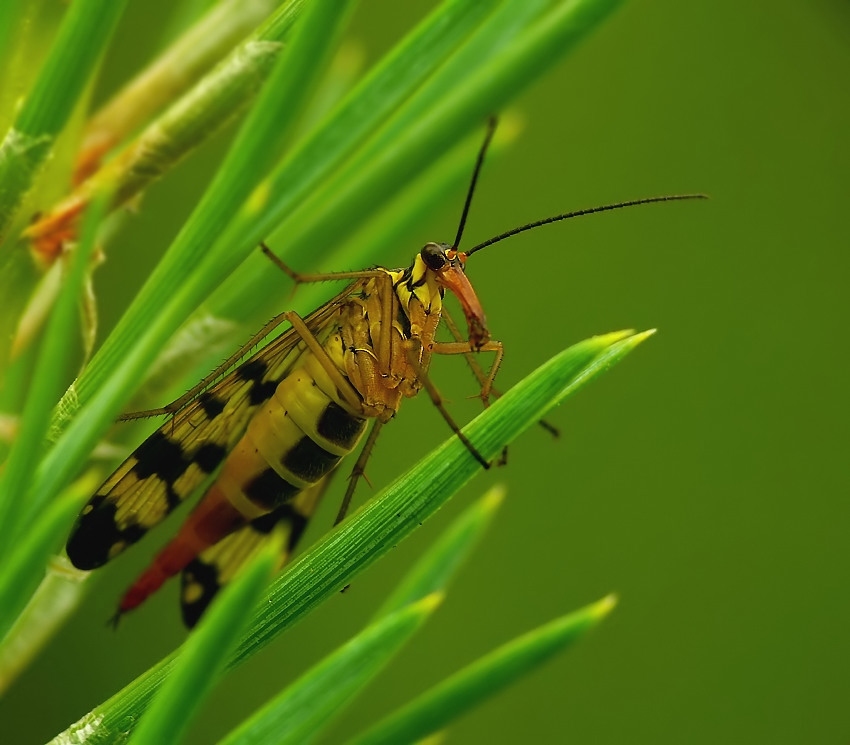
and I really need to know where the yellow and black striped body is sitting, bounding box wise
[66,249,467,625]
[181,481,328,627]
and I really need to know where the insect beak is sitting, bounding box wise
[436,261,490,350]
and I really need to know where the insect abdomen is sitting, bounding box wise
[118,349,367,616]
[222,356,366,512]
[180,482,324,627]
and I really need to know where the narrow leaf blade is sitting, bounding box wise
[347,595,618,745]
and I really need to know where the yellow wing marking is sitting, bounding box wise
[66,289,355,571]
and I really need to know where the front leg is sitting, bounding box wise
[403,338,490,470]
[430,338,504,405]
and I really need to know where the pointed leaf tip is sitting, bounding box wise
[628,328,656,345]
[592,329,636,348]
[589,593,618,622]
[480,483,507,512]
[415,592,445,615]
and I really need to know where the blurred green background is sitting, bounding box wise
[3,0,849,742]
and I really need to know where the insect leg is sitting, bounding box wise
[120,297,367,421]
[404,339,490,470]
[431,340,504,408]
[428,337,506,466]
[439,308,500,402]
[260,243,383,284]
[119,311,296,420]
[282,311,365,413]
[438,310,560,438]
[334,419,384,525]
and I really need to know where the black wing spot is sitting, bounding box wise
[248,378,278,405]
[236,357,278,405]
[244,468,301,510]
[282,437,341,483]
[317,402,367,450]
[194,442,227,473]
[250,509,285,534]
[238,358,267,382]
[198,391,225,420]
[66,497,146,570]
[181,559,219,629]
[133,431,189,484]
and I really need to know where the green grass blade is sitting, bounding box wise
[41,0,309,254]
[54,0,619,440]
[0,194,106,554]
[126,532,282,745]
[0,474,93,645]
[211,110,520,331]
[0,0,128,243]
[80,0,289,167]
[346,595,618,745]
[47,330,648,745]
[219,594,443,745]
[204,0,622,330]
[147,116,517,411]
[374,485,506,621]
[24,0,357,526]
[0,0,26,76]
[218,487,504,744]
[63,0,501,416]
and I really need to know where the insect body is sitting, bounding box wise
[65,117,704,627]
[66,243,497,626]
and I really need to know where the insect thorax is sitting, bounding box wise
[331,259,444,421]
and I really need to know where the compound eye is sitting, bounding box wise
[420,243,447,271]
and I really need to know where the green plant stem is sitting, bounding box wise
[80,0,290,166]
[0,0,128,245]
[25,0,307,264]
[347,595,618,745]
[219,595,443,745]
[127,533,281,745]
[0,195,105,556]
[48,330,648,745]
[24,0,357,527]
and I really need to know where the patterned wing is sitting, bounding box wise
[180,477,329,628]
[66,291,351,571]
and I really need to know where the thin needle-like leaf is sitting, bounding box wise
[347,595,618,745]
[219,595,443,745]
[25,0,358,526]
[49,329,648,745]
[374,484,506,621]
[0,194,107,555]
[0,0,128,243]
[220,487,505,745]
[127,532,282,745]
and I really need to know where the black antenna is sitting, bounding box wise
[452,117,498,250]
[465,194,709,256]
